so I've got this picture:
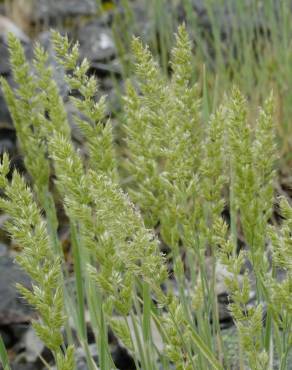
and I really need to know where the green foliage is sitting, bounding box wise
[112,0,292,168]
[0,25,291,370]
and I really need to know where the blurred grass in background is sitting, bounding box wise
[106,0,292,173]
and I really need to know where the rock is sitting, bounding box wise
[0,14,29,43]
[0,241,8,256]
[0,256,34,325]
[23,328,44,363]
[0,128,17,156]
[111,344,136,370]
[11,363,41,370]
[0,325,14,347]
[89,59,122,78]
[75,345,99,370]
[77,21,116,64]
[9,0,98,34]
[0,37,14,76]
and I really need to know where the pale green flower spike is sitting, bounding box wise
[0,154,74,370]
[227,89,277,272]
[0,34,71,193]
[0,35,50,196]
[51,31,117,181]
[48,131,167,313]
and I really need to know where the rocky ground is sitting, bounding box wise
[0,1,291,369]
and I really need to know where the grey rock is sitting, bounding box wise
[75,345,99,370]
[0,128,17,155]
[89,59,122,77]
[0,15,29,43]
[0,256,34,325]
[111,344,136,370]
[0,326,14,347]
[77,21,116,64]
[23,328,44,363]
[11,363,40,370]
[10,0,97,26]
[0,39,13,75]
[0,242,8,256]
[30,0,97,19]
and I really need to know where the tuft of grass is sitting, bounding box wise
[111,0,292,170]
[0,25,291,370]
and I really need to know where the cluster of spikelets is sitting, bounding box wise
[0,25,291,370]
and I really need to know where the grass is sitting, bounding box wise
[0,335,10,370]
[111,0,292,170]
[0,3,291,370]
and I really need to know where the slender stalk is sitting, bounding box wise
[0,335,10,370]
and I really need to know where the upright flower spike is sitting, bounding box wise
[48,132,89,207]
[170,24,193,88]
[0,154,74,369]
[166,23,202,183]
[0,34,50,195]
[200,105,228,242]
[217,92,278,369]
[253,93,277,222]
[123,52,167,227]
[1,33,73,217]
[51,31,117,181]
[48,132,167,316]
[124,26,203,235]
[131,36,167,108]
[227,88,277,273]
[267,197,292,365]
[213,217,268,370]
[32,42,71,138]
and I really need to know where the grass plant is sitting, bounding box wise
[0,24,291,370]
[111,0,292,169]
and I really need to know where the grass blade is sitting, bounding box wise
[0,335,11,370]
